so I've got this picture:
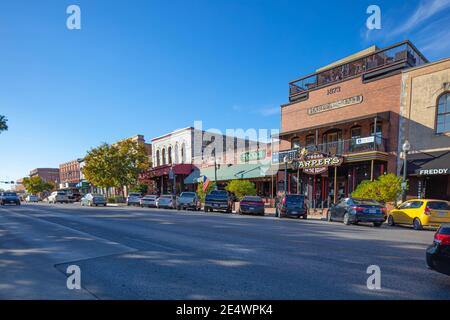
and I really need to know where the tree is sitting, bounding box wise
[131,183,148,195]
[22,176,54,194]
[352,173,403,204]
[196,181,216,203]
[225,180,256,200]
[0,115,8,134]
[82,140,150,196]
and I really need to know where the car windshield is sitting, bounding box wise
[161,195,172,199]
[57,192,66,196]
[4,192,17,197]
[129,193,141,197]
[285,195,304,204]
[242,196,262,202]
[180,192,196,198]
[209,190,228,197]
[439,227,450,235]
[144,195,156,199]
[352,199,382,206]
[427,201,450,210]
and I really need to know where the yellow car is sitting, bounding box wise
[388,199,450,230]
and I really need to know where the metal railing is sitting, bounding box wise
[273,137,387,163]
[289,42,427,99]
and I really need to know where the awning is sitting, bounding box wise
[148,164,194,177]
[184,162,276,184]
[406,151,450,176]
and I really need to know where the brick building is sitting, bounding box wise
[59,159,81,187]
[29,168,60,185]
[276,41,428,209]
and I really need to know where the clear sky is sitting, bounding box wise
[1,0,450,185]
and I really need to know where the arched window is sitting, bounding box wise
[162,148,166,165]
[174,143,179,164]
[156,150,160,167]
[291,137,301,149]
[168,146,172,164]
[437,93,450,134]
[181,143,186,163]
[305,134,315,148]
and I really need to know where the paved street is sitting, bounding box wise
[1,203,449,300]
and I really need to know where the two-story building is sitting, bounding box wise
[399,58,450,200]
[276,41,428,209]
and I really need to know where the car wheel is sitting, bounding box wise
[387,215,395,226]
[373,222,382,227]
[343,213,351,225]
[177,206,181,211]
[302,214,307,220]
[327,210,332,222]
[413,218,423,230]
[204,207,208,213]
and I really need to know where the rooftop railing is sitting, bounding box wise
[289,41,427,100]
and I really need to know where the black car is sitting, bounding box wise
[327,198,386,227]
[276,194,307,219]
[426,224,450,276]
[0,192,21,206]
[204,190,233,213]
[239,196,265,216]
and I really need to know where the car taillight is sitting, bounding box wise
[381,208,387,215]
[352,206,365,212]
[435,233,450,245]
[424,207,431,216]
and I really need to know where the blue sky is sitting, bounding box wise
[1,0,450,184]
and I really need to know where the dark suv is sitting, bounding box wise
[204,190,233,213]
[0,192,21,206]
[276,194,307,219]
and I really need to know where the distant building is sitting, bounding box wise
[59,159,82,188]
[29,168,60,185]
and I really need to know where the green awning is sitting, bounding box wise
[184,162,276,184]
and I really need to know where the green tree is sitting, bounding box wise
[0,115,8,134]
[352,173,403,203]
[131,183,148,195]
[22,176,54,194]
[196,181,216,203]
[225,180,256,200]
[82,140,150,196]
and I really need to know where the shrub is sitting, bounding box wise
[196,181,216,203]
[225,180,256,200]
[352,173,403,204]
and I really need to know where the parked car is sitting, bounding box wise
[426,224,450,276]
[140,195,158,208]
[239,196,265,215]
[176,192,201,211]
[47,191,69,204]
[25,195,39,203]
[0,192,21,206]
[204,190,233,213]
[327,198,386,226]
[126,192,142,206]
[388,199,450,230]
[157,195,176,209]
[276,194,307,219]
[81,193,107,207]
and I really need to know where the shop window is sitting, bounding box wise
[291,137,301,149]
[437,93,450,134]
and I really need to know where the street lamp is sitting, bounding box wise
[401,140,411,202]
[283,156,288,195]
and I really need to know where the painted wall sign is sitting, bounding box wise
[327,86,341,95]
[293,153,343,175]
[417,168,449,176]
[241,149,266,162]
[307,95,363,115]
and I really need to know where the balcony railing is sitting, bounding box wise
[273,137,387,163]
[289,41,427,99]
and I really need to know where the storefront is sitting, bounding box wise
[406,151,450,200]
[147,164,195,194]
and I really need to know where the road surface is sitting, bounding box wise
[0,203,449,299]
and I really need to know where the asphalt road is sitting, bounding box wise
[1,203,449,300]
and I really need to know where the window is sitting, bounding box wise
[156,150,160,167]
[350,126,362,139]
[370,123,382,144]
[181,143,186,163]
[399,201,423,209]
[174,144,179,164]
[162,148,166,165]
[168,146,172,164]
[437,93,450,133]
[291,137,301,149]
[306,134,316,147]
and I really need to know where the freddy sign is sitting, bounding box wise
[293,153,343,175]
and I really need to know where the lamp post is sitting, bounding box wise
[283,156,288,195]
[401,140,411,202]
